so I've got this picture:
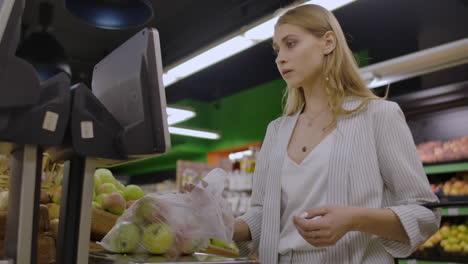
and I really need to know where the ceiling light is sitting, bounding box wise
[166,106,196,125]
[361,38,468,89]
[165,36,254,86]
[229,149,253,161]
[168,126,220,140]
[303,0,357,10]
[162,0,356,87]
[244,17,279,42]
[64,0,153,30]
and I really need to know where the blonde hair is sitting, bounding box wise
[276,4,386,130]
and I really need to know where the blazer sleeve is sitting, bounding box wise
[236,118,281,257]
[373,101,441,258]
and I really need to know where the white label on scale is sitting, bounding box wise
[81,121,94,139]
[448,208,459,216]
[42,111,59,132]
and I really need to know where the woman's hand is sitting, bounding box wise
[293,205,357,247]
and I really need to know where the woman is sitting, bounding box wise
[233,4,440,264]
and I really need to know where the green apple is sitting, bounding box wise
[123,185,145,201]
[94,173,102,191]
[228,242,239,253]
[133,196,166,225]
[210,238,229,249]
[92,201,102,210]
[176,235,209,254]
[142,222,174,254]
[97,183,118,195]
[95,194,105,207]
[103,221,141,253]
[115,181,125,196]
[95,168,115,185]
[102,193,126,215]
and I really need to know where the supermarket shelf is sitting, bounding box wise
[424,162,468,175]
[441,207,468,216]
[399,260,465,264]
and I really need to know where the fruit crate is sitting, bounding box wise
[0,205,56,264]
[91,207,119,240]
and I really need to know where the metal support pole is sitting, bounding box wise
[5,144,41,264]
[56,156,96,264]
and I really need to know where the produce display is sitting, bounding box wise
[418,221,468,254]
[0,155,9,212]
[41,153,64,220]
[100,168,235,258]
[430,172,468,199]
[417,136,468,164]
[93,168,145,216]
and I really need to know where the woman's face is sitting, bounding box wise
[273,23,327,89]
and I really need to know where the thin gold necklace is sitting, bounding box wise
[300,109,326,152]
[302,108,326,127]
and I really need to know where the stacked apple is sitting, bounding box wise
[417,136,468,164]
[439,222,468,253]
[441,175,468,197]
[419,228,443,250]
[92,168,144,216]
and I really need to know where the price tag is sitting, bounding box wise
[81,121,94,139]
[448,208,459,216]
[408,260,417,264]
[42,111,59,132]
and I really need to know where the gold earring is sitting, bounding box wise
[325,77,330,81]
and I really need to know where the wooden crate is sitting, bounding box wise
[0,204,49,239]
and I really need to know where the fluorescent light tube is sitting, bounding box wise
[163,0,356,87]
[361,38,468,89]
[166,107,196,125]
[168,126,220,140]
[229,149,253,161]
[304,0,357,11]
[166,36,254,84]
[244,17,279,42]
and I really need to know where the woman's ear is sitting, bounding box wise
[323,31,336,55]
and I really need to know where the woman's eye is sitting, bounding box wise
[287,41,297,48]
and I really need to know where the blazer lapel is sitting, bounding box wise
[259,111,300,264]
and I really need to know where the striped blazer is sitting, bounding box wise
[237,98,441,264]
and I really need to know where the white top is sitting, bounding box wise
[278,130,334,254]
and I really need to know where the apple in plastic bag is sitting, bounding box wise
[176,235,209,255]
[142,222,175,254]
[133,196,167,224]
[210,238,229,249]
[103,221,141,253]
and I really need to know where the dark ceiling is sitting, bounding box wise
[19,0,468,103]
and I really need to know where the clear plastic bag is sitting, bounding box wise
[99,168,234,257]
